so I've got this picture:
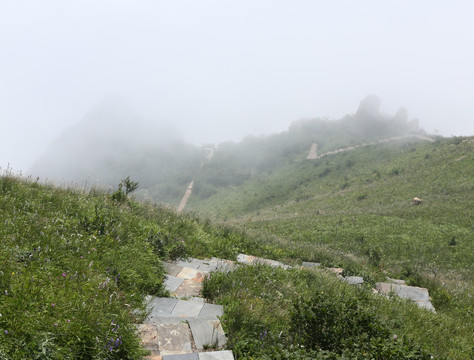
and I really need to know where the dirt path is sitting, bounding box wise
[177,181,194,213]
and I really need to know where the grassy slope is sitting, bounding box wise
[189,136,474,358]
[0,176,264,359]
[2,135,472,358]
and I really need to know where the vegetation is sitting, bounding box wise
[3,111,472,358]
[202,265,451,359]
[191,136,473,359]
[0,175,263,359]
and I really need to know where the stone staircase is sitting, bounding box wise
[138,258,236,360]
[138,254,436,358]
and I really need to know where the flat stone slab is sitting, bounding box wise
[301,261,321,268]
[344,276,364,285]
[177,267,200,280]
[162,353,234,360]
[175,259,205,270]
[375,282,435,312]
[375,283,429,302]
[198,303,224,320]
[162,354,198,360]
[198,351,234,360]
[146,298,179,323]
[172,258,236,273]
[165,276,185,292]
[164,263,184,277]
[237,254,256,265]
[157,322,192,355]
[416,301,436,312]
[207,258,237,273]
[173,279,203,298]
[171,300,204,318]
[136,324,160,355]
[237,254,291,269]
[254,257,291,270]
[188,319,227,350]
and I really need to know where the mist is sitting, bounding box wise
[1,1,473,173]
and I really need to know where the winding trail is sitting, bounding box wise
[306,134,434,160]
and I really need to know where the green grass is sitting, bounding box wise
[189,136,474,358]
[0,175,266,359]
[1,133,472,358]
[203,264,471,359]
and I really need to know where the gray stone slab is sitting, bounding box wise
[173,279,203,298]
[396,285,430,302]
[198,303,224,320]
[171,300,204,317]
[254,257,291,270]
[188,319,227,350]
[416,301,436,313]
[154,316,196,324]
[175,258,204,269]
[197,261,221,272]
[148,297,179,315]
[301,261,321,268]
[236,254,256,265]
[157,322,192,355]
[376,282,430,302]
[164,262,184,276]
[344,276,364,285]
[198,350,234,360]
[165,275,185,292]
[163,353,199,360]
[209,259,237,273]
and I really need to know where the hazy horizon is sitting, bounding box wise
[1,1,473,173]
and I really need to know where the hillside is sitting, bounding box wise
[12,96,473,358]
[2,175,473,359]
[185,135,473,358]
[30,98,203,205]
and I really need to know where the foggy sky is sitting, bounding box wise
[1,0,473,173]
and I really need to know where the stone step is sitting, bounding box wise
[161,350,234,360]
[188,319,227,351]
[343,276,364,285]
[156,322,193,356]
[145,297,224,325]
[236,254,291,269]
[375,282,436,312]
[163,258,237,298]
[171,258,236,273]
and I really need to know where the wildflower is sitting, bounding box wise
[5,330,8,334]
[393,334,398,340]
[51,303,55,307]
[62,273,66,277]
[54,324,58,326]
[67,319,71,322]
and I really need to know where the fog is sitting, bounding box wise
[1,0,473,173]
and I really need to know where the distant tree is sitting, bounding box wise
[121,176,139,196]
[112,176,139,202]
